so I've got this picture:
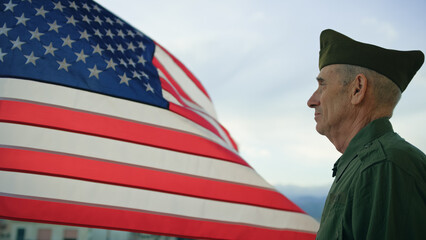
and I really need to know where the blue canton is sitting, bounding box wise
[0,0,168,109]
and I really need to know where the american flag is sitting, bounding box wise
[0,0,318,239]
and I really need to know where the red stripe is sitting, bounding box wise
[169,102,224,142]
[153,56,199,107]
[0,100,247,166]
[0,147,303,212]
[159,75,187,106]
[155,42,212,100]
[170,102,239,152]
[161,77,236,150]
[0,196,316,240]
[219,119,239,151]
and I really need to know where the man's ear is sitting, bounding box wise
[351,74,368,105]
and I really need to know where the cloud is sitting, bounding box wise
[361,17,399,42]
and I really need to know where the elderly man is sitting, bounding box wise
[308,29,425,240]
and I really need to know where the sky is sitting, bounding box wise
[96,0,426,187]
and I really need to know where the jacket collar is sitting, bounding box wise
[333,117,394,181]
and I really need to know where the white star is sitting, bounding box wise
[119,73,131,86]
[82,3,91,12]
[91,44,103,55]
[48,20,61,33]
[35,6,48,18]
[138,41,146,51]
[105,58,117,70]
[132,70,141,80]
[0,23,12,37]
[0,48,7,62]
[93,29,103,38]
[53,1,65,12]
[10,36,25,50]
[116,44,125,54]
[127,30,136,38]
[105,17,114,25]
[105,29,114,38]
[106,44,115,53]
[3,0,17,12]
[57,58,71,71]
[93,5,102,12]
[116,29,125,38]
[128,58,136,68]
[116,18,124,26]
[43,42,57,56]
[144,83,155,93]
[88,65,102,79]
[15,13,30,26]
[119,58,127,68]
[136,31,145,38]
[66,15,78,26]
[29,27,44,41]
[79,30,91,41]
[94,16,103,25]
[141,71,149,79]
[69,1,79,11]
[127,42,136,52]
[138,55,146,66]
[24,51,39,66]
[61,35,75,48]
[75,49,89,63]
[82,15,92,24]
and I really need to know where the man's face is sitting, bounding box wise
[307,65,352,137]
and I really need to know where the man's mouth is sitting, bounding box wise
[314,112,320,120]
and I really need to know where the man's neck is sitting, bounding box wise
[328,113,374,153]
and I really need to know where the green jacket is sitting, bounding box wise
[316,118,426,240]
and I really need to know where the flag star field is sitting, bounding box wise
[0,0,166,108]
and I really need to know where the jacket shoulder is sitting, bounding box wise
[359,132,426,179]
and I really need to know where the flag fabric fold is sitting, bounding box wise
[0,0,318,239]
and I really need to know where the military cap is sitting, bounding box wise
[319,29,424,92]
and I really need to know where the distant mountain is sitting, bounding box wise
[275,184,331,221]
[275,184,330,198]
[289,195,327,221]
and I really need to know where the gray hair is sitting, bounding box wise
[337,64,402,111]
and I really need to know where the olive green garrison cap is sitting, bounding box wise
[319,29,424,92]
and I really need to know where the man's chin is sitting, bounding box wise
[316,124,326,135]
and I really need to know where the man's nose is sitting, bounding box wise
[307,91,319,108]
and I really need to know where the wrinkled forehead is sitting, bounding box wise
[317,64,343,81]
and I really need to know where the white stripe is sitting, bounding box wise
[158,68,209,113]
[0,122,272,189]
[158,69,235,149]
[0,77,236,154]
[193,108,235,148]
[0,171,319,232]
[162,89,181,106]
[158,68,214,115]
[154,45,217,119]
